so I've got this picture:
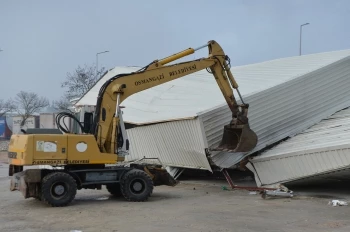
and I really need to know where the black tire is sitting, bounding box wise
[120,169,153,202]
[106,183,122,197]
[41,172,77,207]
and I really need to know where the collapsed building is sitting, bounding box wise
[74,49,350,183]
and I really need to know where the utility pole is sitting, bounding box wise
[300,23,310,56]
[96,50,109,77]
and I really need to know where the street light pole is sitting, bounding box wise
[299,23,310,56]
[96,50,109,76]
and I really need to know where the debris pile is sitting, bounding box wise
[328,200,348,207]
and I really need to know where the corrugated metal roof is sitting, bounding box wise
[253,108,350,161]
[75,49,350,125]
[247,107,350,186]
[208,54,350,168]
[125,118,211,170]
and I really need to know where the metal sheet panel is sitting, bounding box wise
[247,107,350,186]
[39,114,55,129]
[125,118,211,171]
[75,49,350,126]
[206,55,350,168]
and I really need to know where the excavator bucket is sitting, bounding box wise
[130,163,179,187]
[213,124,258,152]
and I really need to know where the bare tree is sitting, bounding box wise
[15,91,49,126]
[61,64,106,100]
[0,99,16,118]
[52,95,72,112]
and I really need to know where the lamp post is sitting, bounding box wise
[299,23,310,56]
[96,50,109,76]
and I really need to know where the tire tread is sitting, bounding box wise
[120,169,153,202]
[41,172,77,207]
[106,183,122,197]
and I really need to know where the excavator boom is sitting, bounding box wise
[93,40,258,154]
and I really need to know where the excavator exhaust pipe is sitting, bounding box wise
[213,124,258,153]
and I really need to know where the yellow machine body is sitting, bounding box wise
[8,134,121,167]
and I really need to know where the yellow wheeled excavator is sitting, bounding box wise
[8,40,258,207]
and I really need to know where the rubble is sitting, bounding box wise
[328,200,348,207]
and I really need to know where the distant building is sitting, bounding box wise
[0,116,10,139]
[11,115,39,134]
[39,106,61,129]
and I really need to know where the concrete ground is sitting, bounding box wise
[1,152,350,232]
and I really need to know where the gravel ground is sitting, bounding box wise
[0,152,7,163]
[0,140,9,151]
[1,151,350,232]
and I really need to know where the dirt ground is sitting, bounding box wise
[1,152,350,232]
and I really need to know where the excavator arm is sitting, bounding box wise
[91,40,257,155]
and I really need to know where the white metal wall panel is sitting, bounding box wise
[248,147,350,186]
[205,56,350,168]
[125,118,211,171]
[247,107,350,186]
[40,114,56,129]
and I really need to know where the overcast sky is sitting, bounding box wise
[1,0,350,102]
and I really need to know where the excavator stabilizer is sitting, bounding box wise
[213,124,258,153]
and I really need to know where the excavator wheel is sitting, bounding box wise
[120,169,154,202]
[106,183,122,197]
[41,172,77,207]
